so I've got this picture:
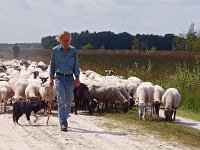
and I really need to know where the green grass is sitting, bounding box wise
[99,109,200,148]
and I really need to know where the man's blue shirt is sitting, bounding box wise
[49,45,80,77]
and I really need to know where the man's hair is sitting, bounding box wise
[56,31,71,42]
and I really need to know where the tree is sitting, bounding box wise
[162,34,175,50]
[115,32,133,50]
[41,31,177,50]
[140,40,148,50]
[132,38,140,50]
[71,32,82,49]
[41,36,58,49]
[186,22,198,51]
[173,34,186,51]
[185,22,200,51]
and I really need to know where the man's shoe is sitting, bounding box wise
[60,125,68,132]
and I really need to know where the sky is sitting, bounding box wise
[0,0,200,43]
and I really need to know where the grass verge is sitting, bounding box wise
[177,109,200,121]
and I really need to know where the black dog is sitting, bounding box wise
[13,100,48,125]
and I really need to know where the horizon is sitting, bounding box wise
[0,30,177,44]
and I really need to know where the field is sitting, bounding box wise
[1,49,200,116]
[1,49,200,147]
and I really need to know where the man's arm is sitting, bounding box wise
[49,49,56,87]
[74,48,80,77]
[74,48,80,86]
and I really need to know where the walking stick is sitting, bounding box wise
[46,101,52,125]
[46,88,53,125]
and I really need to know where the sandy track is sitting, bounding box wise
[0,110,198,150]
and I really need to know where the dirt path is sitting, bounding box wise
[0,110,198,150]
[159,109,200,130]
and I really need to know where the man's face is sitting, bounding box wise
[60,34,71,49]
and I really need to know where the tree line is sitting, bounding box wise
[41,23,200,51]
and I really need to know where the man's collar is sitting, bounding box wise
[59,45,62,50]
[59,45,71,51]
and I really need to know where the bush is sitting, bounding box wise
[165,60,200,112]
[82,43,93,50]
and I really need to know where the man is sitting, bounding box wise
[12,43,20,59]
[49,31,80,132]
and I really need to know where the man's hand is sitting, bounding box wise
[49,76,54,88]
[74,77,80,87]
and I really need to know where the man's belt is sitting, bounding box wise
[56,72,73,77]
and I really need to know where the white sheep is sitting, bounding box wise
[89,75,132,105]
[0,72,10,81]
[153,85,165,116]
[88,82,129,113]
[39,79,56,103]
[0,81,13,113]
[39,79,56,115]
[11,77,29,100]
[85,70,103,81]
[37,61,48,71]
[136,82,154,120]
[25,80,41,100]
[103,79,132,102]
[105,75,122,83]
[125,82,139,108]
[162,88,181,121]
[115,82,132,102]
[19,67,31,79]
[127,76,142,84]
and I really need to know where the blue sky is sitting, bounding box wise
[0,0,200,43]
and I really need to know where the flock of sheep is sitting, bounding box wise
[79,70,181,121]
[0,59,55,114]
[0,58,181,122]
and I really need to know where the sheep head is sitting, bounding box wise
[164,108,174,121]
